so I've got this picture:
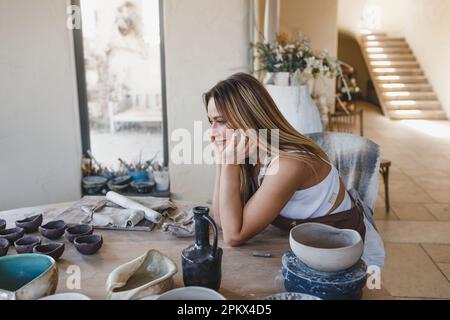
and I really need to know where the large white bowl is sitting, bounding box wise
[289,223,363,272]
[39,293,91,300]
[156,286,226,300]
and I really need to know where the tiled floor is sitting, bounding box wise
[357,101,450,299]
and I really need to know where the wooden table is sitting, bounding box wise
[0,200,392,300]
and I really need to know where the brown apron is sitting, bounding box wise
[271,194,366,240]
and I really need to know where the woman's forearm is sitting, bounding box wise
[219,164,244,245]
[212,164,222,227]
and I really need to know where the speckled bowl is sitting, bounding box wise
[0,227,25,245]
[33,243,65,261]
[38,220,67,240]
[64,224,93,243]
[0,238,9,257]
[14,236,41,254]
[15,214,43,233]
[74,234,102,255]
[263,292,321,300]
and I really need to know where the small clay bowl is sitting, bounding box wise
[0,227,25,245]
[65,224,93,243]
[0,238,9,257]
[14,236,41,254]
[74,234,103,255]
[0,219,6,231]
[33,242,65,261]
[38,220,67,240]
[15,214,43,233]
[130,180,155,194]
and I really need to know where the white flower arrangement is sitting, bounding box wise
[252,34,340,85]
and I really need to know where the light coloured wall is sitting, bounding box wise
[279,0,338,109]
[402,0,450,117]
[163,0,250,202]
[338,0,408,38]
[0,0,82,210]
[338,0,450,116]
[280,0,338,55]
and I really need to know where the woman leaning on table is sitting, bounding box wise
[204,72,384,268]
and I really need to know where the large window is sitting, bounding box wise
[73,0,167,171]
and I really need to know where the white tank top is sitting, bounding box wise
[257,150,352,220]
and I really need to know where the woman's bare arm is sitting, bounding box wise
[219,157,304,246]
[212,164,222,227]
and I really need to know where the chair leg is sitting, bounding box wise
[380,165,390,213]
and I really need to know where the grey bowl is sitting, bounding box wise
[15,214,43,233]
[65,224,93,243]
[0,219,6,231]
[33,242,65,261]
[14,236,41,254]
[74,234,103,255]
[0,227,25,245]
[0,238,9,257]
[39,220,67,240]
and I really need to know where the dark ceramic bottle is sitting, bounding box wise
[181,206,223,291]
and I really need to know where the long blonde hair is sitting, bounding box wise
[203,72,328,203]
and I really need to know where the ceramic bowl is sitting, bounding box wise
[0,238,9,257]
[33,243,65,261]
[15,214,43,233]
[74,234,102,255]
[106,249,177,300]
[82,176,108,187]
[130,180,155,194]
[0,227,25,245]
[39,292,91,300]
[0,219,6,231]
[110,175,131,186]
[14,236,41,254]
[0,254,58,300]
[156,286,226,300]
[263,292,321,300]
[39,220,67,240]
[65,224,93,243]
[289,223,363,272]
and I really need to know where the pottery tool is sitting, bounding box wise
[106,191,162,223]
[82,199,108,224]
[252,251,272,258]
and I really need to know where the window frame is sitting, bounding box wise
[71,0,169,167]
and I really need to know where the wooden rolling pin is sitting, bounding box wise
[105,191,162,224]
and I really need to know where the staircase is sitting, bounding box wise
[360,33,447,120]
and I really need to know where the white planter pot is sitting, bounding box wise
[273,72,291,86]
[265,84,323,134]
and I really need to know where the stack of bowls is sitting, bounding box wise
[282,223,366,300]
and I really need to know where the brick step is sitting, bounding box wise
[363,36,406,42]
[385,100,441,110]
[366,47,412,54]
[367,53,416,61]
[371,68,424,76]
[382,91,437,100]
[389,110,448,120]
[378,83,433,92]
[370,60,420,68]
[364,41,408,48]
[375,75,428,83]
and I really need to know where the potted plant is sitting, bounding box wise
[252,33,340,87]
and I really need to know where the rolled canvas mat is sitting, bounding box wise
[106,191,162,224]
